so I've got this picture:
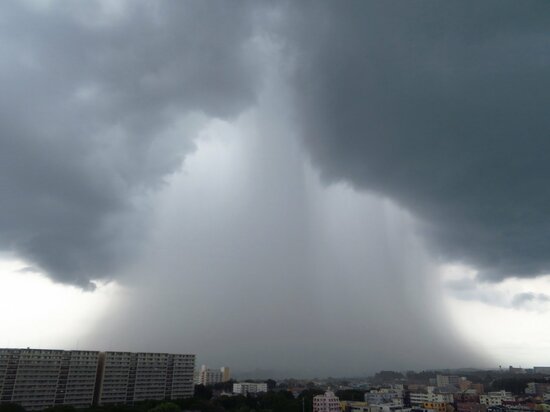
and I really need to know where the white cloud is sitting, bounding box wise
[443,263,550,366]
[0,255,124,349]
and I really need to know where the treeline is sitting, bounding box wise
[0,390,325,412]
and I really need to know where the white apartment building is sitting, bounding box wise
[96,351,195,405]
[365,389,403,406]
[479,391,514,406]
[0,348,195,410]
[195,365,231,386]
[409,388,453,406]
[436,375,461,388]
[534,367,550,375]
[313,390,340,412]
[59,351,101,408]
[0,349,100,410]
[525,382,537,395]
[232,382,267,395]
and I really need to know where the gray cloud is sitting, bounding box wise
[445,277,550,311]
[0,1,500,374]
[281,1,550,281]
[16,266,39,274]
[0,0,262,288]
[5,0,548,287]
[511,292,550,310]
[82,85,486,375]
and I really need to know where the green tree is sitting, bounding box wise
[147,402,180,412]
[194,384,214,400]
[0,403,26,412]
[336,389,365,401]
[265,379,277,390]
[44,406,77,412]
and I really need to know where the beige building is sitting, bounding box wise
[221,367,231,383]
[410,388,453,407]
[195,365,231,386]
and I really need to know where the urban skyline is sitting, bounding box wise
[2,0,550,379]
[2,347,550,412]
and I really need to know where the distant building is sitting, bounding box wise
[365,389,403,406]
[525,382,550,396]
[232,382,267,395]
[195,365,231,386]
[525,383,537,395]
[369,405,411,412]
[340,401,369,412]
[422,402,447,412]
[470,384,484,394]
[221,367,231,382]
[455,403,482,412]
[458,380,472,392]
[534,367,550,375]
[196,365,221,386]
[508,366,526,375]
[313,390,340,412]
[436,375,461,388]
[479,391,514,406]
[453,392,481,412]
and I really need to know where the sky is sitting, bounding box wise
[1,0,550,377]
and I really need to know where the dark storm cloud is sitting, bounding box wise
[0,0,262,287]
[0,1,497,373]
[5,0,548,289]
[282,1,550,281]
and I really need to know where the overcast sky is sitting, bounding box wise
[2,0,550,377]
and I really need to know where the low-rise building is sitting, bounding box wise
[96,351,195,405]
[341,401,369,412]
[525,382,550,396]
[221,367,231,383]
[534,367,550,375]
[369,405,411,412]
[313,390,340,412]
[436,375,461,388]
[365,389,403,406]
[232,382,267,395]
[480,391,514,406]
[410,388,453,407]
[195,365,230,386]
[422,402,447,412]
[456,402,482,412]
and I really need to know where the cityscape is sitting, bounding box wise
[2,348,550,412]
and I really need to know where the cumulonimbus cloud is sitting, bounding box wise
[3,0,550,289]
[281,1,550,281]
[0,0,263,288]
